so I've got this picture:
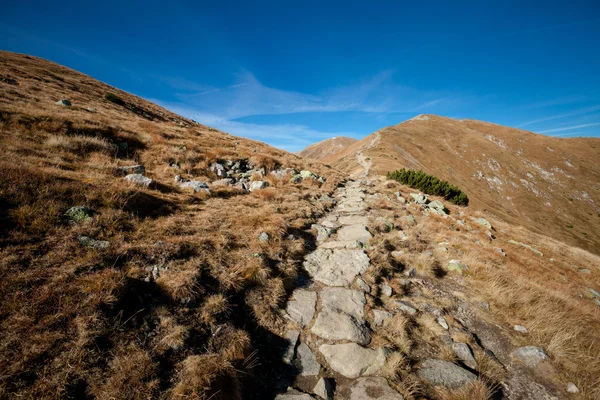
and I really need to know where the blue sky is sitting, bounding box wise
[1,1,599,151]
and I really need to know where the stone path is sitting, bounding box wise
[278,181,404,399]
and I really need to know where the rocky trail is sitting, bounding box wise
[274,180,568,400]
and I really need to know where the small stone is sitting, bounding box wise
[437,317,449,330]
[404,267,416,278]
[511,346,548,367]
[282,330,299,364]
[286,289,317,327]
[356,278,371,292]
[55,99,71,106]
[115,165,145,176]
[179,180,210,193]
[446,260,469,274]
[210,162,226,177]
[566,382,579,393]
[391,250,406,258]
[380,284,393,297]
[259,232,270,242]
[275,388,315,400]
[300,170,317,179]
[495,248,507,256]
[346,377,404,400]
[77,235,109,249]
[417,359,477,388]
[372,310,393,327]
[312,224,331,243]
[514,325,528,333]
[249,180,269,191]
[578,268,591,274]
[393,300,417,315]
[587,288,600,298]
[410,193,428,204]
[65,206,93,223]
[472,217,492,229]
[313,377,334,400]
[319,343,386,378]
[211,178,234,186]
[295,343,321,376]
[124,173,153,187]
[451,343,477,369]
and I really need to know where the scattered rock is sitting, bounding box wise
[303,249,370,287]
[586,288,600,298]
[210,162,226,177]
[566,382,579,393]
[124,173,153,187]
[417,359,477,388]
[290,175,303,183]
[391,250,406,258]
[259,232,270,242]
[437,317,449,330]
[394,192,406,204]
[393,300,417,315]
[428,200,447,215]
[295,343,321,376]
[578,268,591,274]
[472,217,492,229]
[313,377,334,400]
[282,330,299,364]
[495,248,507,256]
[249,180,269,191]
[179,180,210,193]
[211,178,234,186]
[311,287,370,344]
[320,240,361,249]
[337,224,372,243]
[65,206,93,223]
[404,267,416,278]
[508,240,543,256]
[319,343,386,378]
[511,346,548,367]
[286,289,317,327]
[55,99,71,106]
[339,215,369,225]
[446,260,469,274]
[356,278,371,293]
[115,165,145,176]
[372,309,393,327]
[312,224,331,243]
[401,215,416,227]
[275,388,315,400]
[345,377,404,400]
[77,235,109,249]
[300,170,317,179]
[451,343,477,369]
[514,325,528,333]
[410,193,428,204]
[380,284,393,297]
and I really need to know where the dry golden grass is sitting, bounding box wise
[434,379,496,400]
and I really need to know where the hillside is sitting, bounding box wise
[300,115,600,255]
[1,52,599,400]
[298,136,358,163]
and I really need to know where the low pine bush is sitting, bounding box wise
[105,92,125,106]
[387,168,469,206]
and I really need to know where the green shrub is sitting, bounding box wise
[105,92,125,106]
[387,168,469,206]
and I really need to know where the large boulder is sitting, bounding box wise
[311,287,370,344]
[210,162,226,177]
[124,174,153,187]
[428,200,447,215]
[410,193,428,204]
[180,181,210,193]
[417,359,477,388]
[319,343,386,378]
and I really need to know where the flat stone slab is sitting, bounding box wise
[392,300,417,315]
[320,240,361,249]
[311,287,370,344]
[339,215,369,225]
[372,309,393,327]
[295,343,321,376]
[319,343,386,378]
[286,289,317,327]
[304,249,370,287]
[342,377,404,400]
[511,346,548,367]
[451,342,477,369]
[282,330,299,363]
[417,359,477,388]
[337,224,373,243]
[275,389,315,400]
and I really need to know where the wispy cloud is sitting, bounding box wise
[539,122,600,134]
[517,105,600,127]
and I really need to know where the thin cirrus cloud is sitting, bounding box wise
[517,105,600,128]
[539,122,600,134]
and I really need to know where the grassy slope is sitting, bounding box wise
[305,115,600,255]
[297,136,358,163]
[0,51,343,399]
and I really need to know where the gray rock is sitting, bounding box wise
[116,165,145,176]
[320,240,361,249]
[319,343,386,378]
[437,316,449,330]
[286,289,317,327]
[514,325,528,333]
[124,173,153,187]
[77,235,109,249]
[211,178,234,186]
[290,175,303,183]
[303,249,370,287]
[345,377,404,400]
[55,99,71,106]
[566,382,579,393]
[312,224,331,243]
[587,288,600,298]
[446,260,469,274]
[311,287,370,344]
[495,248,507,256]
[451,343,477,369]
[282,330,299,364]
[210,162,226,177]
[321,219,341,230]
[417,359,477,388]
[393,300,417,316]
[337,224,372,243]
[300,170,318,179]
[428,200,446,212]
[508,240,543,256]
[404,267,416,278]
[380,284,393,297]
[65,206,92,223]
[578,268,591,274]
[259,232,270,242]
[372,309,393,327]
[356,278,371,293]
[339,215,369,225]
[275,388,315,400]
[394,192,406,204]
[180,180,210,193]
[511,346,548,367]
[402,215,416,227]
[249,180,269,191]
[472,217,492,229]
[313,377,334,400]
[410,193,428,204]
[295,343,321,376]
[391,250,406,258]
